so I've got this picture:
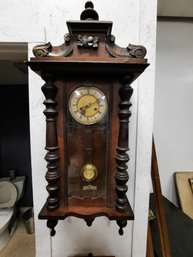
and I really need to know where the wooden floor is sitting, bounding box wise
[0,215,35,257]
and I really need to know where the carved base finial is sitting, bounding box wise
[85,218,95,226]
[117,220,127,235]
[47,219,58,237]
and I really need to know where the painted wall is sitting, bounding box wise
[158,0,193,17]
[0,1,157,257]
[154,19,193,206]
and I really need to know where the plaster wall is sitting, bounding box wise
[0,1,157,257]
[154,20,193,206]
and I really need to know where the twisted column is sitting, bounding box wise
[41,73,60,210]
[115,75,133,212]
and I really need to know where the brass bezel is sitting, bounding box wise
[68,86,108,125]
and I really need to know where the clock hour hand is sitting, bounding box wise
[79,104,89,115]
[79,99,100,115]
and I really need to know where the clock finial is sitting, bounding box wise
[85,1,94,9]
[80,1,99,21]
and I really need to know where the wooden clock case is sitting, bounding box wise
[27,1,149,237]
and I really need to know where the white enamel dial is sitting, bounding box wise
[69,86,108,125]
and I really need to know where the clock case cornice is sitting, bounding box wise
[27,1,149,237]
[27,8,149,78]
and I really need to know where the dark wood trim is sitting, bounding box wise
[146,222,155,257]
[157,16,193,22]
[41,73,60,210]
[115,75,133,212]
[39,202,134,221]
[151,137,171,257]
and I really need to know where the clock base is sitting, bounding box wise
[38,201,134,236]
[39,202,134,220]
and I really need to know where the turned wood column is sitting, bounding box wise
[115,75,134,212]
[41,73,60,210]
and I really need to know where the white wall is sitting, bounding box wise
[154,19,193,206]
[0,1,157,257]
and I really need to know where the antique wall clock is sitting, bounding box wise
[27,1,149,240]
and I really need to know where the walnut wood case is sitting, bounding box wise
[27,1,149,237]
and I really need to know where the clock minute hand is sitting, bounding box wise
[87,99,100,107]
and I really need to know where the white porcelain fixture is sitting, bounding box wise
[0,177,25,251]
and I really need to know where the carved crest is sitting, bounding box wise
[77,35,99,49]
[32,1,147,59]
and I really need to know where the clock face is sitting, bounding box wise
[69,86,108,125]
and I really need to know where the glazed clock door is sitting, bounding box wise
[66,79,110,206]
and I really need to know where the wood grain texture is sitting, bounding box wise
[151,138,171,257]
[146,222,155,257]
[39,202,134,221]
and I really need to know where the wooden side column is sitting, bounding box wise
[41,73,60,210]
[115,75,133,212]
